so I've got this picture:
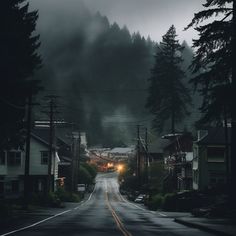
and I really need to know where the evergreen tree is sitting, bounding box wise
[0,0,41,149]
[146,25,191,133]
[186,0,234,207]
[185,0,233,126]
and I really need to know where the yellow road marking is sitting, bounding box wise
[105,192,133,236]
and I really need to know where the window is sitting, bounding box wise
[41,151,49,165]
[7,151,21,166]
[0,151,5,165]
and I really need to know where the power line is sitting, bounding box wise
[42,88,148,94]
[0,96,25,109]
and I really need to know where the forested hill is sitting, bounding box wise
[34,8,195,146]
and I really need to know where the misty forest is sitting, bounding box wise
[0,0,233,149]
[31,5,198,147]
[1,0,236,234]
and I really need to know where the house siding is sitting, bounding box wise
[30,137,57,176]
[193,141,227,191]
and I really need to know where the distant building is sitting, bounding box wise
[162,132,193,192]
[108,147,135,161]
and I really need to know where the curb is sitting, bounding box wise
[174,218,234,236]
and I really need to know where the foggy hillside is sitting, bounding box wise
[33,3,197,146]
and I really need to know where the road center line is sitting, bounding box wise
[105,192,133,236]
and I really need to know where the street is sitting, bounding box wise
[1,172,214,236]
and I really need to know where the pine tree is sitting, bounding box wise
[185,0,233,125]
[0,0,42,149]
[146,25,191,133]
[186,0,234,207]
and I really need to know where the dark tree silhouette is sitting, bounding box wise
[146,25,191,133]
[185,0,233,126]
[0,0,41,149]
[186,0,234,207]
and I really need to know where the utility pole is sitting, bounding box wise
[145,127,149,184]
[71,131,80,192]
[43,95,59,193]
[49,98,54,192]
[24,91,32,208]
[136,125,141,187]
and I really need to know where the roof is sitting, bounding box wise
[109,147,135,154]
[196,127,231,145]
[31,128,50,147]
[31,128,58,149]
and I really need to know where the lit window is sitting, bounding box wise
[41,151,49,165]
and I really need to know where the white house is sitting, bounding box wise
[0,129,60,198]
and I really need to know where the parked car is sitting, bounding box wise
[134,194,146,203]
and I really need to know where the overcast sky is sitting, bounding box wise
[30,0,205,45]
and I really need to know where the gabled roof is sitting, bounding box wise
[109,147,135,154]
[31,128,57,149]
[197,127,231,145]
[31,128,50,147]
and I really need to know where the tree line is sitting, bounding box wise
[0,0,234,153]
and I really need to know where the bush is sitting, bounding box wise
[55,187,71,202]
[147,194,163,210]
[29,192,61,207]
[81,163,97,179]
[69,193,81,202]
[162,193,176,211]
[55,187,81,202]
[78,166,93,185]
[46,192,62,207]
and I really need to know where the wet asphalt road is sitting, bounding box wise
[2,172,214,236]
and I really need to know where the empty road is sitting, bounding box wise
[1,172,214,236]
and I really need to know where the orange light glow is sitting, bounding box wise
[117,164,123,172]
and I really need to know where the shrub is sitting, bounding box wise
[47,191,62,207]
[162,193,176,211]
[69,193,81,202]
[55,187,81,202]
[147,194,163,211]
[78,166,93,185]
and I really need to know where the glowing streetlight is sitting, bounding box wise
[117,164,123,172]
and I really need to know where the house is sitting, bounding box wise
[30,129,60,193]
[192,127,230,191]
[0,128,60,198]
[162,132,193,192]
[108,147,135,161]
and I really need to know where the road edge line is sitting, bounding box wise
[0,210,72,236]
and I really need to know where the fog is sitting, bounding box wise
[29,0,201,146]
[30,0,204,45]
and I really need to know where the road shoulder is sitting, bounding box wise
[175,216,236,236]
